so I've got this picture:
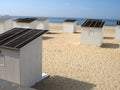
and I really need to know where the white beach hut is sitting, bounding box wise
[81,19,105,46]
[63,19,77,33]
[0,28,48,87]
[0,16,13,34]
[36,18,49,30]
[13,18,49,30]
[115,21,120,40]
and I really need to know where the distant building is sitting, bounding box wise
[0,16,13,34]
[115,21,120,40]
[63,19,77,33]
[81,19,105,46]
[0,28,48,87]
[13,18,49,30]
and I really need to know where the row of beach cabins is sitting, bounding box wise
[63,19,120,46]
[0,16,120,90]
[1,16,120,47]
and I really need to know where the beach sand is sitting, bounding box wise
[33,23,120,90]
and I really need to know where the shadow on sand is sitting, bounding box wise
[74,32,81,34]
[101,43,119,49]
[43,36,54,40]
[103,37,114,39]
[46,32,61,34]
[32,76,96,90]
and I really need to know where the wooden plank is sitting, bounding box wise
[0,28,48,49]
[16,18,37,23]
[81,19,104,28]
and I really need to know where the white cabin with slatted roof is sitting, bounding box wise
[63,19,77,33]
[0,28,48,87]
[115,21,120,40]
[81,19,105,46]
[13,18,49,30]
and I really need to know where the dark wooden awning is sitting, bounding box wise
[0,28,48,50]
[15,18,38,23]
[81,19,105,28]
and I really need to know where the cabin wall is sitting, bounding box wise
[14,22,31,28]
[0,23,4,34]
[0,19,13,34]
[20,36,42,87]
[13,20,49,30]
[0,48,20,84]
[63,22,77,32]
[30,20,39,29]
[81,27,104,46]
[44,20,49,30]
[4,19,13,32]
[115,25,120,40]
[32,20,49,30]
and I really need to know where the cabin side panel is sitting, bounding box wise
[4,19,13,32]
[0,23,4,34]
[0,48,20,84]
[63,22,77,32]
[115,26,120,39]
[81,27,104,46]
[20,36,42,87]
[14,22,31,28]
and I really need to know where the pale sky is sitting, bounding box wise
[0,0,120,19]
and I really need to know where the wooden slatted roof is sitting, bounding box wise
[81,19,105,28]
[116,21,120,25]
[64,19,76,22]
[15,18,38,23]
[0,28,48,50]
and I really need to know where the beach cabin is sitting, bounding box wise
[0,28,48,87]
[81,19,105,46]
[63,19,77,33]
[0,16,13,34]
[115,21,120,40]
[37,18,49,30]
[13,18,49,30]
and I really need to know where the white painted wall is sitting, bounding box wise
[36,20,49,30]
[13,22,31,29]
[0,49,20,84]
[63,22,77,33]
[13,19,49,30]
[30,20,38,29]
[0,24,4,34]
[0,36,42,87]
[0,19,13,34]
[115,25,120,40]
[44,20,49,30]
[4,19,13,32]
[81,27,104,46]
[20,36,42,87]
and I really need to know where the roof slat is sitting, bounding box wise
[0,28,48,50]
[0,29,27,45]
[15,18,37,23]
[64,19,76,22]
[81,19,105,28]
[3,30,32,46]
[15,30,47,48]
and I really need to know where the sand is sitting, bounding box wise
[33,23,120,90]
